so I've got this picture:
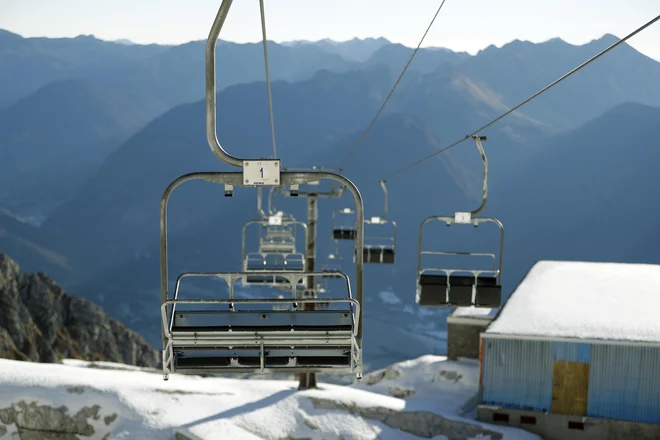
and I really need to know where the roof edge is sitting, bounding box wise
[481,332,660,348]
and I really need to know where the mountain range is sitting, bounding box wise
[2,29,660,369]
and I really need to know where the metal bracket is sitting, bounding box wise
[224,184,234,197]
[268,214,283,225]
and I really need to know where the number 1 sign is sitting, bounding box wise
[243,160,281,186]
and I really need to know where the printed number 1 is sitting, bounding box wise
[260,168,264,178]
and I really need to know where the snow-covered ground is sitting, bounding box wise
[0,356,540,440]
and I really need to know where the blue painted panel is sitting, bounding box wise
[481,338,553,412]
[552,341,591,363]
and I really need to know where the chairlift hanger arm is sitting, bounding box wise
[206,0,278,167]
[268,186,276,215]
[205,0,242,167]
[471,135,488,216]
[257,187,269,218]
[379,180,388,219]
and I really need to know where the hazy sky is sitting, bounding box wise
[2,0,659,60]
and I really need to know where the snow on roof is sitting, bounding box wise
[486,260,660,342]
[450,307,499,320]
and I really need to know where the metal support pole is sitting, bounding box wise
[298,194,318,390]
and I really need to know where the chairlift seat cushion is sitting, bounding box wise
[333,229,356,240]
[419,274,495,286]
[476,285,502,307]
[358,247,395,264]
[418,274,501,307]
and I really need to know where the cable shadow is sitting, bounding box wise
[181,389,296,428]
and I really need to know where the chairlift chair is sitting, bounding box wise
[360,180,396,264]
[332,208,357,240]
[416,136,503,308]
[160,172,365,380]
[241,215,308,287]
[160,1,365,381]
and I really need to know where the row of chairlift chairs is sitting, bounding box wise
[158,1,502,381]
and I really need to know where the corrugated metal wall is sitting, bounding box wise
[588,344,660,424]
[481,337,660,424]
[481,338,553,411]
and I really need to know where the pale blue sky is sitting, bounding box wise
[2,0,659,60]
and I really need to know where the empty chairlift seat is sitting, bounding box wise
[242,219,307,286]
[361,217,396,264]
[417,271,501,307]
[332,208,357,240]
[362,246,395,264]
[161,272,361,376]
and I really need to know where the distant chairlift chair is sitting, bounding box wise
[242,213,307,286]
[361,180,396,264]
[416,136,504,308]
[332,208,357,240]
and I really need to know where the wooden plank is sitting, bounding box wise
[551,360,590,415]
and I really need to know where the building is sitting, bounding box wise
[477,260,660,440]
[447,307,498,360]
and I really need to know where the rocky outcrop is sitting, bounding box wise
[0,400,116,439]
[0,253,158,367]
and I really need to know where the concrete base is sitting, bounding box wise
[447,319,489,361]
[477,405,660,440]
